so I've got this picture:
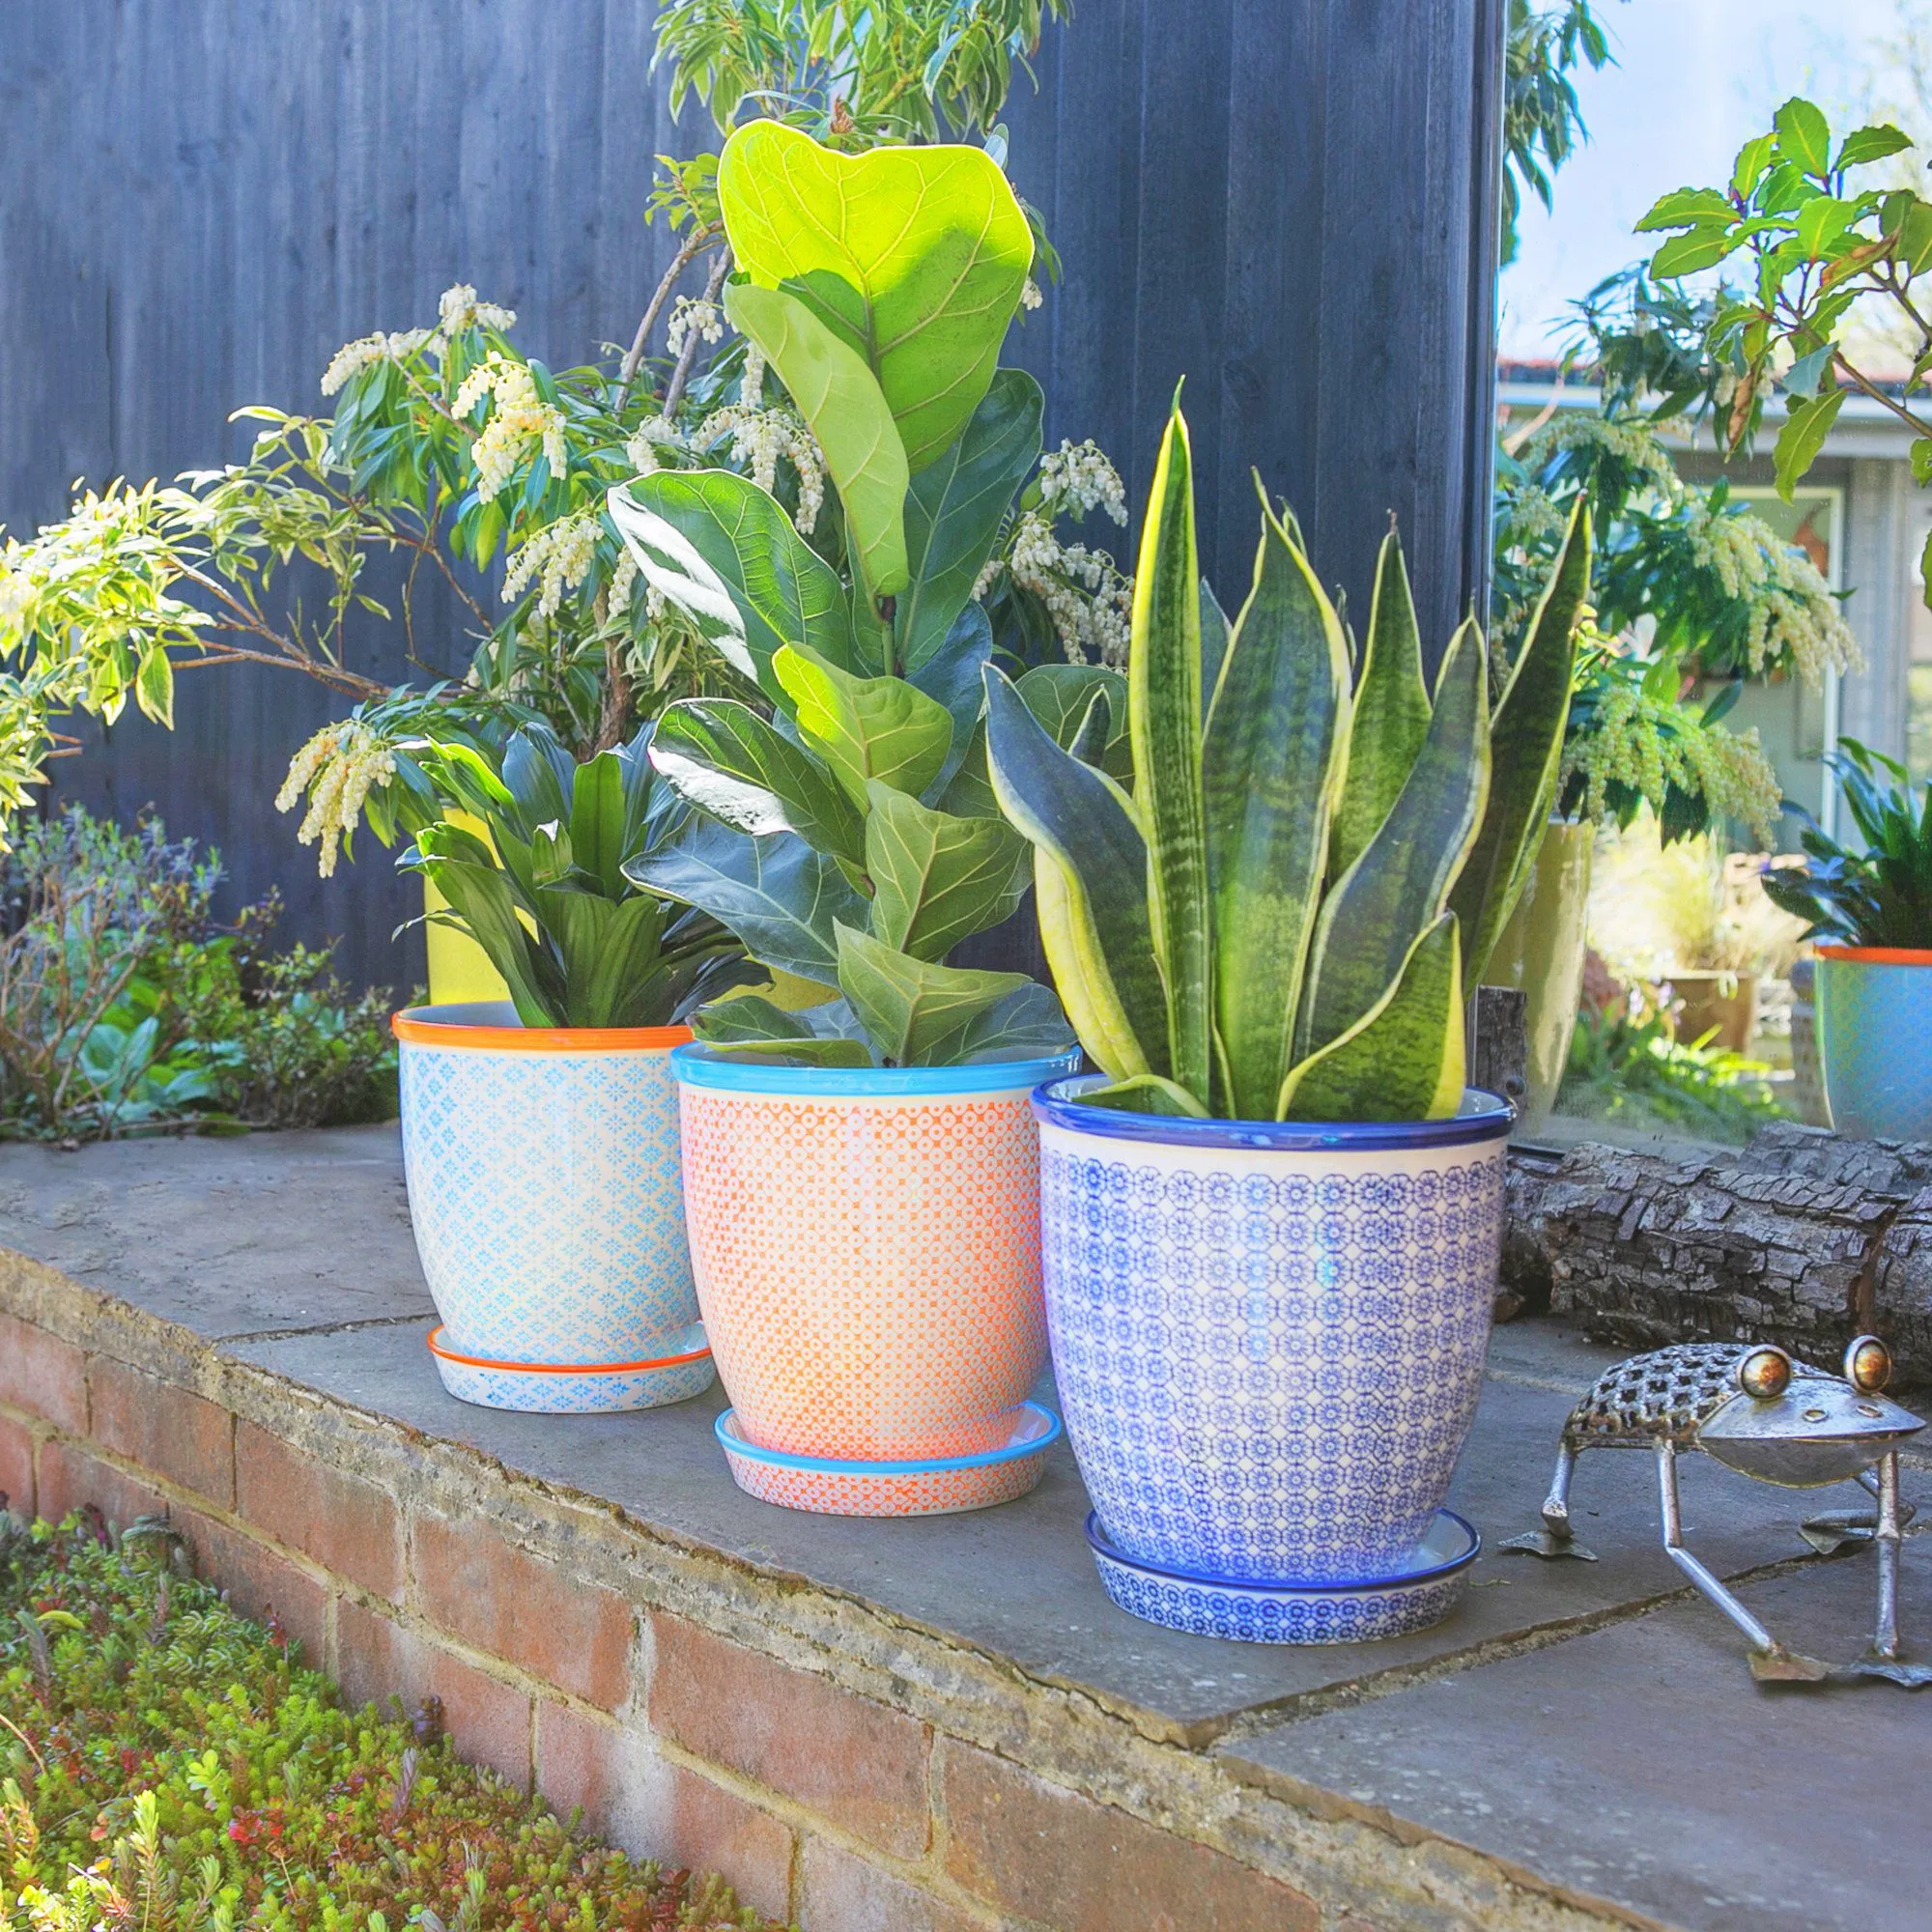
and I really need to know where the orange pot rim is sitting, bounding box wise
[1814,945,1932,967]
[392,1007,692,1052]
[425,1325,711,1373]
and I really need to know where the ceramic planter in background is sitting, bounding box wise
[673,1045,1080,1515]
[395,1002,714,1411]
[1815,946,1932,1141]
[1036,1076,1512,1642]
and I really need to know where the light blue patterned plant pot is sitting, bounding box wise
[1815,948,1932,1143]
[395,1002,713,1413]
[1035,1077,1512,1604]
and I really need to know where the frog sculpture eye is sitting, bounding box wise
[1845,1334,1892,1394]
[1737,1346,1793,1400]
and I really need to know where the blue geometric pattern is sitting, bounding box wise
[1039,1132,1507,1585]
[400,1040,699,1384]
[432,1347,716,1412]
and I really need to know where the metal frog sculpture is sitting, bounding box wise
[1503,1336,1931,1685]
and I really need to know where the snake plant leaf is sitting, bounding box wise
[724,281,911,618]
[1276,913,1464,1122]
[943,981,1076,1064]
[1014,664,1132,781]
[1200,576,1233,699]
[865,780,1029,962]
[983,665,1168,1079]
[774,644,953,808]
[906,602,995,801]
[1078,1072,1212,1118]
[1449,502,1592,985]
[1202,496,1351,1121]
[1129,405,1214,1101]
[897,371,1042,673]
[650,700,867,867]
[626,818,867,986]
[1297,616,1491,1057]
[608,470,855,698]
[834,921,1031,1065]
[718,121,1035,473]
[1331,527,1432,878]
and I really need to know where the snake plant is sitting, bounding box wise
[401,722,752,1030]
[985,403,1591,1122]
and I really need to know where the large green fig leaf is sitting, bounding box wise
[718,121,1035,473]
[906,603,995,801]
[864,780,1028,962]
[1277,913,1464,1122]
[834,922,1031,1065]
[1129,405,1213,1102]
[897,371,1043,672]
[982,665,1167,1079]
[626,819,867,986]
[693,995,875,1067]
[1297,617,1491,1057]
[607,471,855,698]
[1202,496,1350,1121]
[724,281,911,618]
[944,981,1075,1065]
[650,699,867,867]
[1332,528,1432,878]
[774,644,953,808]
[1449,503,1592,985]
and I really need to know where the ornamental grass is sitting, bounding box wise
[0,1515,787,1932]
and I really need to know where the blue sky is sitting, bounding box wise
[1499,0,1910,358]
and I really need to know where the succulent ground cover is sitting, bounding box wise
[0,1515,786,1932]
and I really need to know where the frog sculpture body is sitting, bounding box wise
[1504,1336,1931,1684]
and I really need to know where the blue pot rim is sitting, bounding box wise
[672,1041,1082,1096]
[1084,1509,1481,1593]
[1032,1076,1515,1151]
[715,1401,1062,1473]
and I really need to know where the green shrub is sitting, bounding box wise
[0,1515,787,1932]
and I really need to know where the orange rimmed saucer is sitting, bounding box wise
[425,1322,715,1413]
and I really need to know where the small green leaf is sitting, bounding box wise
[834,922,1030,1065]
[134,647,174,729]
[1919,527,1932,615]
[1795,195,1854,260]
[1733,133,1776,200]
[1775,97,1833,176]
[693,994,818,1046]
[1913,439,1932,488]
[1775,387,1845,499]
[1834,124,1912,170]
[1635,186,1738,233]
[1783,344,1834,398]
[1649,227,1740,279]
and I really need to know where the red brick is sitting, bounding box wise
[235,1420,401,1598]
[0,1314,86,1433]
[648,1613,930,1860]
[938,1739,1320,1932]
[89,1357,233,1507]
[412,1513,633,1709]
[536,1703,794,1922]
[0,1411,35,1520]
[798,1838,980,1932]
[335,1598,532,1790]
[173,1506,329,1667]
[37,1439,164,1534]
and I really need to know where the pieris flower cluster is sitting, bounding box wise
[693,406,827,533]
[666,297,724,359]
[502,511,602,618]
[452,355,569,502]
[1683,499,1861,681]
[274,719,399,878]
[319,285,518,397]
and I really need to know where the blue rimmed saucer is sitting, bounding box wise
[427,1321,716,1413]
[716,1402,1062,1517]
[1085,1509,1480,1643]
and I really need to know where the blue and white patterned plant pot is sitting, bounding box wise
[395,1002,713,1413]
[1815,947,1932,1142]
[1035,1077,1512,1597]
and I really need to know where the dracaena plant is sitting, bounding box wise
[400,722,751,1030]
[1760,741,1932,951]
[607,123,1094,1066]
[985,404,1592,1123]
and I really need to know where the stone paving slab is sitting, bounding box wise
[226,1311,1902,1743]
[1223,1540,1932,1932]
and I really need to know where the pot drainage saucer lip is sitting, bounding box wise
[715,1401,1061,1518]
[426,1322,715,1414]
[1084,1509,1480,1645]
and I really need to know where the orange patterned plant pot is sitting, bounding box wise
[672,1046,1081,1469]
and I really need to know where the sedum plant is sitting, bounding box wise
[1760,740,1932,950]
[985,403,1592,1123]
[401,723,750,1029]
[611,123,1094,1066]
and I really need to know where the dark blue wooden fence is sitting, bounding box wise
[1,0,1503,993]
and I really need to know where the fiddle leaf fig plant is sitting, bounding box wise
[401,722,751,1030]
[985,402,1592,1123]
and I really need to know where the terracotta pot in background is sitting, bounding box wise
[1662,969,1757,1054]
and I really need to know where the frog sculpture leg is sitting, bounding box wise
[1503,1339,1932,1687]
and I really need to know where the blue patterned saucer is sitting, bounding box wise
[1085,1509,1480,1644]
